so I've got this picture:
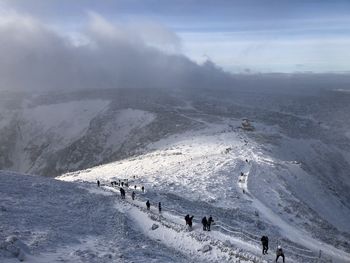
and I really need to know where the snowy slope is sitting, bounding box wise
[60,120,350,263]
[11,100,110,172]
[0,171,193,263]
[2,118,349,262]
[1,87,350,262]
[1,170,269,263]
[0,93,156,176]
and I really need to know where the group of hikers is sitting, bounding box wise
[184,215,214,232]
[145,200,162,213]
[110,179,129,187]
[260,235,285,262]
[97,180,145,194]
[201,216,214,231]
[97,179,286,262]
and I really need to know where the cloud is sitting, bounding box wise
[0,10,231,92]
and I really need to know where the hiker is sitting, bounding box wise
[131,191,135,200]
[121,182,124,187]
[120,188,125,199]
[276,245,285,262]
[188,215,194,228]
[201,216,208,231]
[185,214,190,226]
[111,181,114,187]
[158,202,162,213]
[97,180,100,187]
[146,200,150,210]
[261,236,269,255]
[141,186,145,193]
[134,185,137,190]
[207,216,214,231]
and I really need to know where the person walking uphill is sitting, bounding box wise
[201,216,208,231]
[185,214,190,226]
[276,245,285,262]
[207,216,214,231]
[261,236,269,255]
[146,200,150,210]
[120,188,125,199]
[188,215,194,228]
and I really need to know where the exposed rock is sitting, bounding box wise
[151,224,159,230]
[200,244,212,253]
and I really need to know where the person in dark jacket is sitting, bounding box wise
[207,216,214,231]
[185,214,190,225]
[141,186,145,192]
[188,215,194,228]
[120,188,125,199]
[158,202,162,213]
[131,191,135,200]
[276,245,285,262]
[146,200,150,210]
[261,236,269,255]
[97,180,100,187]
[201,216,208,231]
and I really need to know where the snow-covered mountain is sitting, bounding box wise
[0,89,184,176]
[59,119,350,263]
[2,86,350,179]
[1,85,350,262]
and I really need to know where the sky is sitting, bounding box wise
[0,0,349,79]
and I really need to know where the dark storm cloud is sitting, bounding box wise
[0,12,231,92]
[0,7,349,93]
[2,0,350,73]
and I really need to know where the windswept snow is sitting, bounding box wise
[0,171,192,263]
[0,170,267,263]
[1,88,350,262]
[60,121,350,263]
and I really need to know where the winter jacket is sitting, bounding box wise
[276,248,284,256]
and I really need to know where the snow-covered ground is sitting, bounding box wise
[1,170,268,263]
[0,171,193,263]
[2,119,350,262]
[59,120,350,263]
[1,88,350,262]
